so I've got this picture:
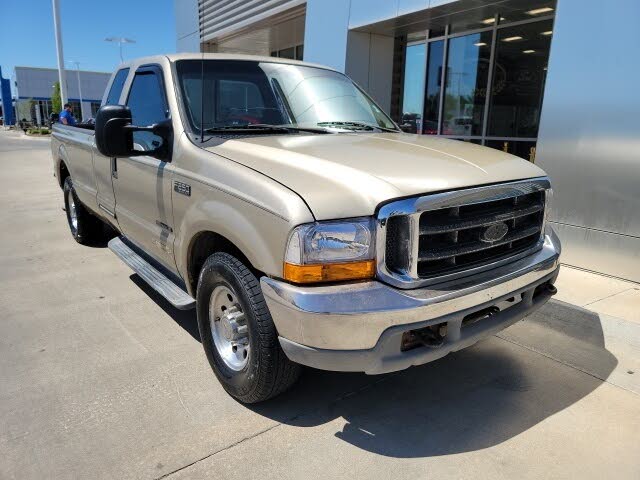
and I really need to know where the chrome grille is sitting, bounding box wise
[377,178,550,289]
[417,191,544,278]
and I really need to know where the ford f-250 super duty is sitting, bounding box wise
[51,54,561,403]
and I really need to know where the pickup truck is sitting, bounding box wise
[51,54,561,403]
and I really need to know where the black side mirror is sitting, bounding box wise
[95,105,134,157]
[400,123,416,133]
[95,105,173,161]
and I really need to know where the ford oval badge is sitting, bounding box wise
[480,222,509,243]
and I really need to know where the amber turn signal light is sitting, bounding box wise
[283,260,376,284]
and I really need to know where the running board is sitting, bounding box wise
[108,237,196,310]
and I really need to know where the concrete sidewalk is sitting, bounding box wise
[554,265,640,323]
[1,131,639,480]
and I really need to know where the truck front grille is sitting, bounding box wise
[379,178,549,288]
[417,191,544,278]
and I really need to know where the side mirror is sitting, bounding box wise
[95,105,173,160]
[95,105,134,157]
[400,123,416,133]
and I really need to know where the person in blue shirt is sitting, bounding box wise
[59,103,77,126]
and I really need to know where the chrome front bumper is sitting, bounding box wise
[260,228,561,374]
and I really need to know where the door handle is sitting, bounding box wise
[111,157,118,179]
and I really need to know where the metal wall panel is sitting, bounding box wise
[536,0,640,281]
[199,0,305,42]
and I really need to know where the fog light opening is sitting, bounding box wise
[401,323,447,352]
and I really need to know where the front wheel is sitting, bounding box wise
[196,252,301,403]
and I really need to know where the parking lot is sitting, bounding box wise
[1,130,639,479]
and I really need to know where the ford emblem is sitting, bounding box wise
[480,222,509,243]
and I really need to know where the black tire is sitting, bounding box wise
[196,252,301,403]
[63,176,103,244]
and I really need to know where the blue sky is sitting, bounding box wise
[1,0,176,80]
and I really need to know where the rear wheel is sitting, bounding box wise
[63,177,103,244]
[196,252,301,403]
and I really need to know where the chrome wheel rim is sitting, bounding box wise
[67,189,78,231]
[209,285,249,371]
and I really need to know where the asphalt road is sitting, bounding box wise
[1,131,639,480]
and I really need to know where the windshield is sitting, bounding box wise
[175,60,397,134]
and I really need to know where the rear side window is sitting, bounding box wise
[105,68,129,105]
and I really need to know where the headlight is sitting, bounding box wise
[284,218,376,283]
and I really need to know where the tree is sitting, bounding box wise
[51,82,61,114]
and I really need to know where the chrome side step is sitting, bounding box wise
[108,237,196,310]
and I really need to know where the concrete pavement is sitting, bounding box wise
[1,131,639,479]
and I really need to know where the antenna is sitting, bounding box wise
[200,51,205,143]
[199,13,205,143]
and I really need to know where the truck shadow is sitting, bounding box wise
[250,300,618,458]
[129,276,618,458]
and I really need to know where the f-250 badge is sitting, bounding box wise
[174,181,191,197]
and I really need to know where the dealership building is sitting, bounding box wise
[175,0,639,282]
[12,67,110,124]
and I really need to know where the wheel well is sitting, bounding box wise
[58,160,70,189]
[187,231,262,294]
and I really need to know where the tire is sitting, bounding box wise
[196,252,301,403]
[63,176,103,244]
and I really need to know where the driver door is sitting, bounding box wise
[112,65,176,270]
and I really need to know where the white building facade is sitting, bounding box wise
[175,0,640,282]
[14,67,110,124]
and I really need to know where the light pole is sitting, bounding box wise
[52,0,67,105]
[105,37,136,63]
[68,61,84,121]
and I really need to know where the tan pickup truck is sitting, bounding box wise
[51,54,561,403]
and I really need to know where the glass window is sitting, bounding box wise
[106,68,130,105]
[126,71,168,151]
[68,101,81,120]
[217,79,266,123]
[428,26,446,38]
[400,43,426,133]
[498,1,555,25]
[278,47,296,59]
[487,20,553,138]
[450,14,496,33]
[423,40,444,134]
[176,60,397,133]
[90,102,101,118]
[485,139,537,162]
[442,31,492,136]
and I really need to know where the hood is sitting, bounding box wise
[206,132,546,220]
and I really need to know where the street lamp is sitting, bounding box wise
[68,61,84,121]
[52,0,67,105]
[104,37,136,63]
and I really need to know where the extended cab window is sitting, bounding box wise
[105,68,129,105]
[126,69,169,152]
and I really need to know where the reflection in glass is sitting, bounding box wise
[423,40,444,134]
[488,20,553,137]
[485,139,537,162]
[401,44,426,133]
[442,32,492,136]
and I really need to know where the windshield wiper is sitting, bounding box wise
[316,121,399,133]
[204,124,329,134]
